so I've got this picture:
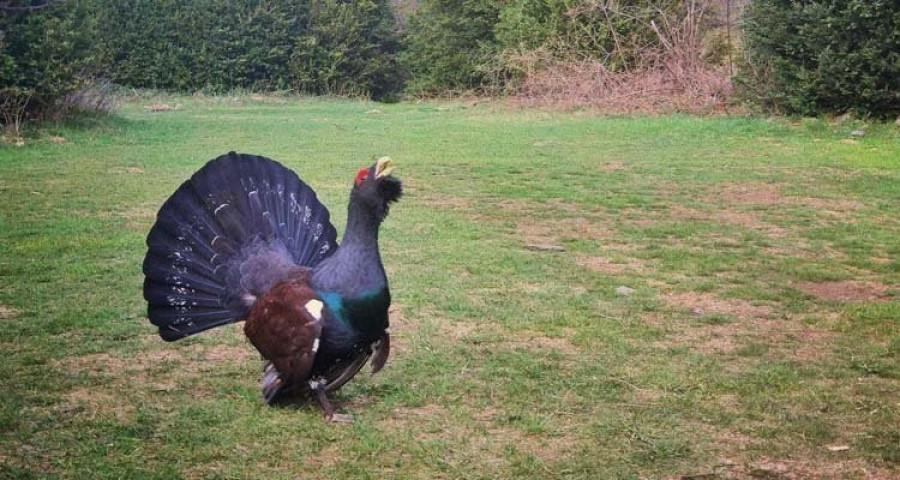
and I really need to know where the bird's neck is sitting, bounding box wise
[340,204,381,252]
[310,202,386,298]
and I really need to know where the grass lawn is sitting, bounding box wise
[1,95,898,479]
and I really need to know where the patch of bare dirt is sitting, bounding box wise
[796,281,891,302]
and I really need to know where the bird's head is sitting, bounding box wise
[351,156,403,220]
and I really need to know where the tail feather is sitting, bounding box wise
[143,152,338,341]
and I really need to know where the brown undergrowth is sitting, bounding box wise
[506,0,735,114]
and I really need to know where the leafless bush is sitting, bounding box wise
[63,78,119,115]
[1,91,30,146]
[507,0,736,114]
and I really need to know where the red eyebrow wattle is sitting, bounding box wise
[355,168,369,186]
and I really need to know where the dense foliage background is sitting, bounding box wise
[92,0,403,99]
[0,1,95,120]
[1,0,899,126]
[738,0,900,118]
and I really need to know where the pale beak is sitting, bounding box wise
[375,156,394,179]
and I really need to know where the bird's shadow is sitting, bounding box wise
[264,381,401,412]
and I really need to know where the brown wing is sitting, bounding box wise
[244,274,323,386]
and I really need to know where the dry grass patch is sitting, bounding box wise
[417,194,470,210]
[576,254,647,275]
[517,216,613,244]
[110,204,157,230]
[796,281,892,302]
[505,329,579,356]
[721,458,898,480]
[144,103,181,113]
[658,292,836,362]
[381,403,578,466]
[667,204,789,238]
[597,161,629,172]
[302,441,344,470]
[0,304,19,320]
[55,339,256,394]
[711,181,863,213]
[107,166,146,175]
[666,292,773,319]
[379,404,455,443]
[386,304,422,354]
[714,182,785,206]
[439,319,478,342]
[59,387,136,422]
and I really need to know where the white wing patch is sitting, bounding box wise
[304,299,324,321]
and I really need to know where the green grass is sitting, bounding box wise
[1,94,899,479]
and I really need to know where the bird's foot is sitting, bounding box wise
[326,413,354,424]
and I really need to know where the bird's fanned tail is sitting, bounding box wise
[142,152,338,341]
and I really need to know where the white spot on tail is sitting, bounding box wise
[304,299,324,320]
[312,337,320,353]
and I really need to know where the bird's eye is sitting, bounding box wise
[355,168,370,187]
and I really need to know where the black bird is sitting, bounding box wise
[142,152,402,422]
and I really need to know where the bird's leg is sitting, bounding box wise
[309,378,353,423]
